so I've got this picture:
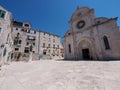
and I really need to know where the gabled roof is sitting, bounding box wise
[69,6,92,22]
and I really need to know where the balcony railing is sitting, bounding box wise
[26,36,36,41]
[27,38,36,41]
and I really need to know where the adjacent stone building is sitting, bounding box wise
[12,21,63,61]
[0,6,13,66]
[0,5,63,62]
[63,7,120,60]
[38,30,63,60]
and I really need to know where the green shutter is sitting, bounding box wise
[19,40,22,44]
[0,27,1,33]
[16,40,19,44]
[14,40,15,45]
[0,10,2,16]
[14,40,16,45]
[14,40,18,45]
[3,48,6,56]
[30,45,33,52]
[7,34,9,42]
[0,10,6,19]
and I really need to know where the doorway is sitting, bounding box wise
[43,50,46,55]
[82,48,90,60]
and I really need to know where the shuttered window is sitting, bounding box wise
[0,10,6,19]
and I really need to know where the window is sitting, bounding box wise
[28,30,30,33]
[68,44,71,53]
[53,44,55,48]
[0,10,6,19]
[43,43,45,48]
[48,50,51,53]
[0,27,1,33]
[14,40,21,45]
[53,50,55,53]
[27,36,36,41]
[48,44,50,48]
[6,33,9,42]
[34,31,36,34]
[30,45,33,52]
[19,40,22,44]
[17,33,20,37]
[52,50,55,56]
[14,40,16,45]
[21,29,24,31]
[24,24,29,27]
[25,29,27,32]
[15,48,19,51]
[96,21,101,24]
[26,42,29,45]
[44,32,46,35]
[57,45,59,48]
[103,36,110,50]
[16,28,18,30]
[24,47,29,53]
[14,40,18,45]
[33,43,35,45]
[43,50,46,55]
[68,33,71,35]
[3,48,6,56]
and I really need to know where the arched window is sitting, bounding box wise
[68,44,71,53]
[103,36,110,50]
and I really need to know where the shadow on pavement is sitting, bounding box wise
[55,59,120,62]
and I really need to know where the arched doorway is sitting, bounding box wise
[82,48,90,60]
[78,40,93,60]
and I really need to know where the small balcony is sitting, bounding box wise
[27,38,36,41]
[26,36,36,41]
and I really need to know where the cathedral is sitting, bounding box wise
[63,7,120,60]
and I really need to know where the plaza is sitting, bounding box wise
[0,60,120,90]
[0,1,120,90]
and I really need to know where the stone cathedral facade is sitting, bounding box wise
[63,7,120,60]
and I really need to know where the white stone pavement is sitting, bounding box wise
[0,60,120,90]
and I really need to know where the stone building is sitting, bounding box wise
[63,7,120,60]
[0,5,63,62]
[0,6,13,66]
[12,21,38,61]
[12,21,63,61]
[38,31,63,59]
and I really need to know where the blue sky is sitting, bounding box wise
[0,0,120,37]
